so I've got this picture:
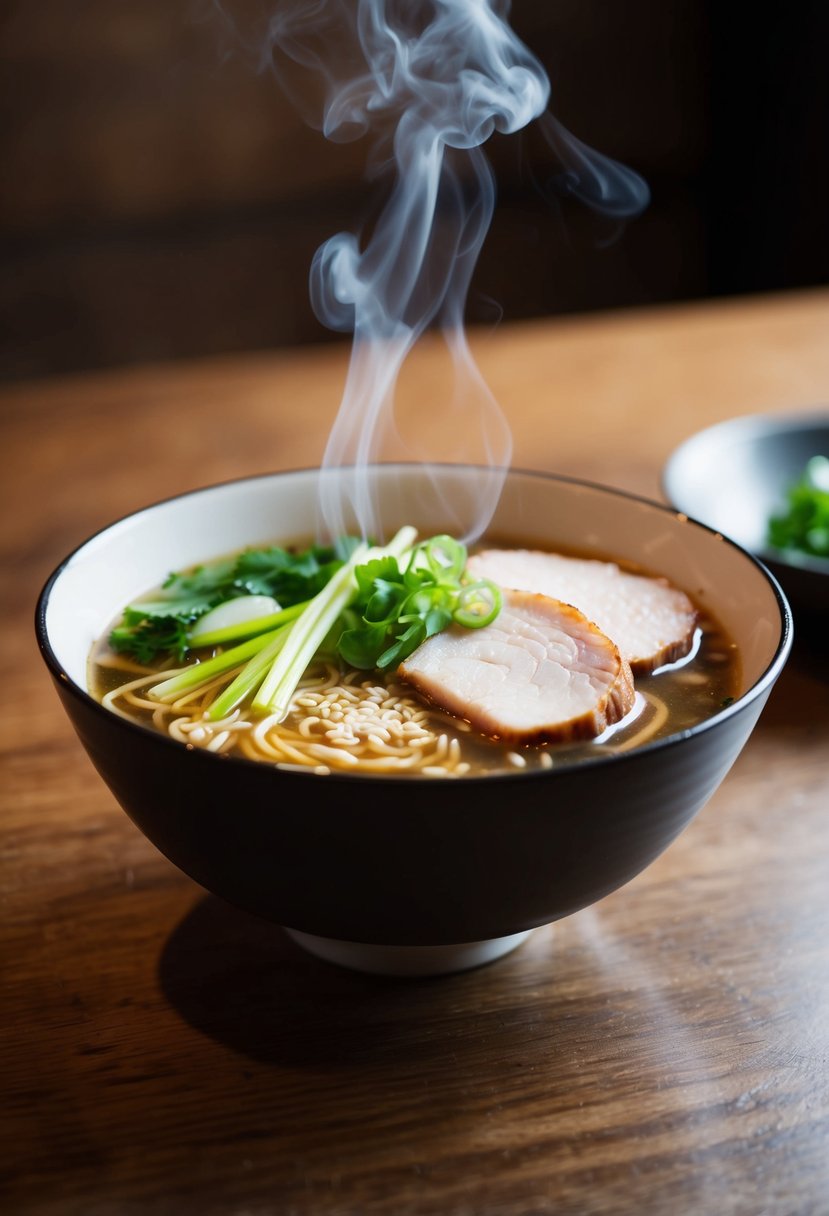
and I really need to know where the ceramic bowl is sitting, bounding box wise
[36,466,792,975]
[663,410,829,620]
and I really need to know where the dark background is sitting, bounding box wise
[2,0,828,381]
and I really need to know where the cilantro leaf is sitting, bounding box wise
[110,617,191,664]
[233,546,345,604]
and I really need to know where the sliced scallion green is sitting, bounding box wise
[452,579,502,628]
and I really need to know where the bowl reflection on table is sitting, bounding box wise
[35,466,792,976]
[663,410,829,621]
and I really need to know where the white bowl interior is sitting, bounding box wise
[45,467,787,701]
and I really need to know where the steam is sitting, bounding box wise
[247,1,649,540]
[537,113,650,220]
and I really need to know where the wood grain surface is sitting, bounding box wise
[2,291,829,1215]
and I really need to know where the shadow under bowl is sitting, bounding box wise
[36,466,792,975]
[663,410,829,621]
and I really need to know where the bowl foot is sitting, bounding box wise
[283,928,535,976]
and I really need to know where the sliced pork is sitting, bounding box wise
[398,590,635,745]
[467,549,697,674]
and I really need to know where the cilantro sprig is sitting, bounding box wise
[337,535,502,670]
[108,538,359,663]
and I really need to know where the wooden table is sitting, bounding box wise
[3,290,828,1215]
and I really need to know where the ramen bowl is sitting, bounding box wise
[663,410,829,621]
[36,466,792,976]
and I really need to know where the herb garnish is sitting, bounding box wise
[338,536,501,671]
[767,455,829,559]
[108,539,359,662]
[128,529,503,724]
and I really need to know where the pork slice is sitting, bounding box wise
[467,549,697,674]
[398,590,635,745]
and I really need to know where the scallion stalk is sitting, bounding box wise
[206,624,294,720]
[148,628,285,702]
[187,600,307,650]
[252,526,417,720]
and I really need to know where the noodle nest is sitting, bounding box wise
[101,659,473,776]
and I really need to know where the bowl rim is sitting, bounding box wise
[35,463,794,785]
[662,407,829,576]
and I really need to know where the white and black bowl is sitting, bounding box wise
[36,466,792,975]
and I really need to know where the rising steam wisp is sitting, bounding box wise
[257,0,649,540]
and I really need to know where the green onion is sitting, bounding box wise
[148,627,286,702]
[452,579,502,628]
[187,601,307,650]
[421,534,467,581]
[206,624,294,720]
[252,526,417,720]
[251,546,369,717]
